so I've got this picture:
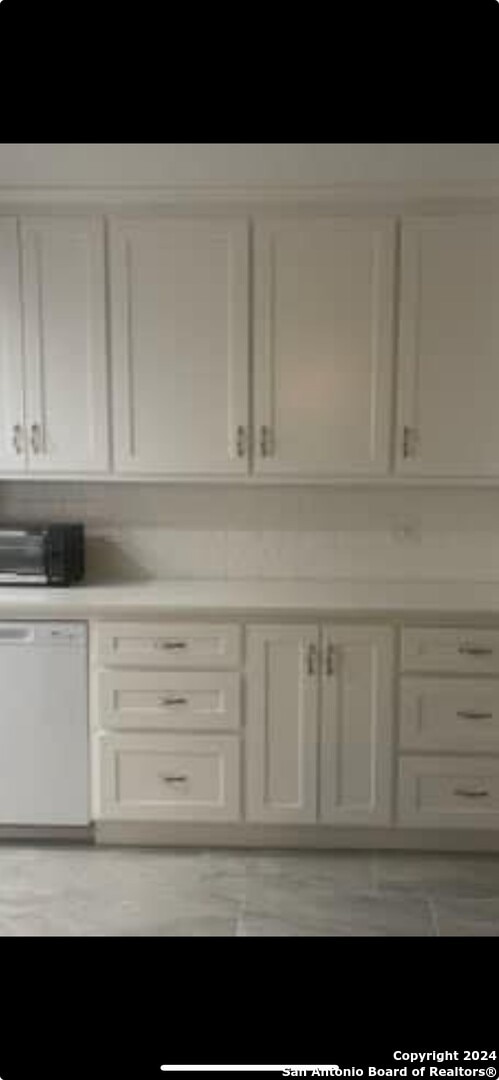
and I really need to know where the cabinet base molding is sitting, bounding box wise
[0,825,94,843]
[95,821,499,853]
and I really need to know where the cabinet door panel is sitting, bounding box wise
[22,217,109,473]
[320,626,394,825]
[246,625,319,823]
[110,217,249,476]
[0,219,25,472]
[254,217,395,476]
[397,216,499,476]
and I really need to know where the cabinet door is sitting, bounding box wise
[254,217,395,477]
[320,626,394,825]
[246,625,319,823]
[397,216,499,476]
[0,219,25,472]
[110,217,249,476]
[21,217,109,473]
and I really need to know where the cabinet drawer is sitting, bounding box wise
[401,678,499,752]
[97,670,241,733]
[96,733,241,822]
[401,627,499,674]
[96,622,241,669]
[398,756,499,829]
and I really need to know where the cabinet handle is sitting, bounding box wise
[236,425,247,458]
[158,697,188,707]
[161,774,188,784]
[307,642,318,676]
[12,424,24,455]
[325,643,335,677]
[154,641,187,651]
[458,645,493,657]
[402,425,417,459]
[456,710,493,721]
[30,423,43,455]
[259,425,274,457]
[453,787,490,799]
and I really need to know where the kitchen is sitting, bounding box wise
[2,143,499,937]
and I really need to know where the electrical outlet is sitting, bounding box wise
[391,519,422,544]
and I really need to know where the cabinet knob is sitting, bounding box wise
[326,643,335,676]
[158,697,188,708]
[160,774,188,784]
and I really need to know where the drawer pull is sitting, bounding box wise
[456,710,493,721]
[453,787,490,799]
[161,774,188,784]
[458,645,494,657]
[158,697,188,707]
[154,641,187,651]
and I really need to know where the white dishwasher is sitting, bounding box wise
[0,622,89,825]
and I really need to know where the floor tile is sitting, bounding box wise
[432,897,499,936]
[374,852,499,900]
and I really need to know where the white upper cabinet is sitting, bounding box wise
[0,219,25,472]
[397,216,499,477]
[320,625,394,825]
[21,217,109,473]
[110,217,249,476]
[253,216,396,477]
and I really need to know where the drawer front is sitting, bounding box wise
[401,678,499,752]
[97,734,241,821]
[97,670,241,733]
[398,756,499,829]
[96,622,241,669]
[401,627,499,674]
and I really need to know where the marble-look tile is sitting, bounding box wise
[374,853,499,900]
[241,892,434,937]
[242,851,377,891]
[432,898,499,936]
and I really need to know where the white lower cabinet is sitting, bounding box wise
[398,756,499,830]
[320,625,394,825]
[245,625,319,824]
[245,623,394,826]
[97,733,241,822]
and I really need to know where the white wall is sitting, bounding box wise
[0,144,499,186]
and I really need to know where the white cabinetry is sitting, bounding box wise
[397,216,499,477]
[253,217,395,477]
[92,620,242,823]
[0,216,109,476]
[109,217,249,476]
[0,218,24,473]
[245,623,394,825]
[21,217,109,473]
[245,625,319,824]
[320,625,393,825]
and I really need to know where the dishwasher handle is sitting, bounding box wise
[0,625,35,643]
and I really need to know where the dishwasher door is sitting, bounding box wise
[0,622,89,825]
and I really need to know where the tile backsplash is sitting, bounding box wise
[3,481,499,583]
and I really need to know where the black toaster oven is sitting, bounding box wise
[0,524,85,586]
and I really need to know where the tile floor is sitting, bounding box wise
[0,845,498,935]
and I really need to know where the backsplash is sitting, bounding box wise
[3,481,499,583]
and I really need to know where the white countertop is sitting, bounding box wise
[1,578,499,617]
